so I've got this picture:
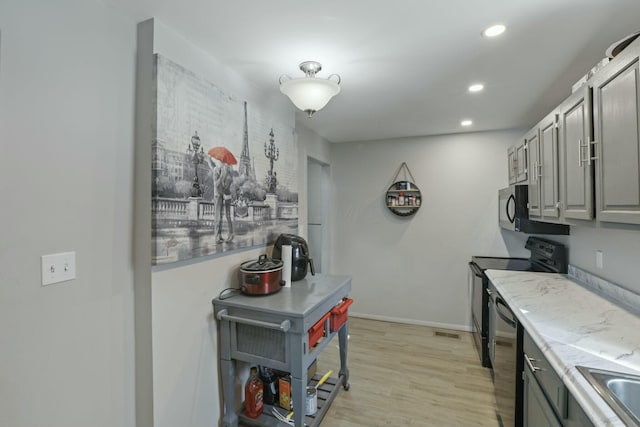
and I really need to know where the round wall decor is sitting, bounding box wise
[386,180,422,216]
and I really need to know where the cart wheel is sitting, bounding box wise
[343,382,350,391]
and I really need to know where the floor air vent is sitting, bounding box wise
[434,330,461,340]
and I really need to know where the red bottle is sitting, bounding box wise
[245,367,264,418]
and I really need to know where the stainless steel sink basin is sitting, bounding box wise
[577,366,640,426]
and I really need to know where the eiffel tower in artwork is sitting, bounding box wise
[238,101,255,179]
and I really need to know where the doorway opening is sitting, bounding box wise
[307,157,330,273]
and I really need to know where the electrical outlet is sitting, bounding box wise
[41,252,76,286]
[596,250,604,269]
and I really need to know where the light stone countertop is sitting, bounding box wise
[486,269,640,427]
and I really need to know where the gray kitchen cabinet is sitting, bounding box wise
[540,112,561,219]
[516,141,528,183]
[523,364,563,427]
[506,36,640,226]
[558,87,594,221]
[563,393,595,427]
[527,127,542,217]
[508,146,518,184]
[591,38,640,224]
[508,142,528,185]
[522,330,595,427]
[523,330,567,425]
[528,111,561,220]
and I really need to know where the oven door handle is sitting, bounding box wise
[468,262,484,278]
[495,296,517,328]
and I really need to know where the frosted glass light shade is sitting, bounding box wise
[280,77,340,117]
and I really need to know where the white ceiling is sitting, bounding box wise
[105,0,640,143]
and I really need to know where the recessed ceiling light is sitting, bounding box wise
[483,24,506,38]
[468,84,484,93]
[461,120,473,127]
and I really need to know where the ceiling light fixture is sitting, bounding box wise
[483,24,506,38]
[468,84,484,93]
[461,120,473,127]
[279,61,341,117]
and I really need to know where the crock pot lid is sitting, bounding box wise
[241,256,283,271]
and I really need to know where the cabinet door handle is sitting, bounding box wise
[578,139,583,167]
[525,353,542,372]
[588,138,598,165]
[578,138,590,167]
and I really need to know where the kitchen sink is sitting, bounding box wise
[577,366,640,426]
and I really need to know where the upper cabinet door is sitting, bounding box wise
[540,112,560,219]
[508,146,517,185]
[592,42,640,224]
[559,87,594,220]
[516,141,528,183]
[527,128,542,217]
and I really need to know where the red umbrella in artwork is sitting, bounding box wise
[207,146,237,165]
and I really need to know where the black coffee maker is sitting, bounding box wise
[271,234,316,281]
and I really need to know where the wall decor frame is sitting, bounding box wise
[385,162,422,217]
[151,54,298,265]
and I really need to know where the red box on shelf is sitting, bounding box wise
[330,298,354,332]
[308,311,330,348]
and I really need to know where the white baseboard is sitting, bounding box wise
[349,311,473,333]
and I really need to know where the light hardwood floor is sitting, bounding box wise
[315,317,500,427]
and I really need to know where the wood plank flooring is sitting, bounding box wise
[315,317,500,427]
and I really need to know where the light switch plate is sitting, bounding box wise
[41,251,76,286]
[596,250,604,269]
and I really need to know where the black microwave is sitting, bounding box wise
[498,185,569,235]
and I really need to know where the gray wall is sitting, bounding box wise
[329,130,528,330]
[567,224,640,295]
[0,0,137,426]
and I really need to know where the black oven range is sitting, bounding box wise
[468,237,567,369]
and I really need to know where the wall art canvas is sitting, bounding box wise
[151,54,298,266]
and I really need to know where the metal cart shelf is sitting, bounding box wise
[239,374,345,427]
[212,274,352,427]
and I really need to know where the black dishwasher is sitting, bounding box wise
[489,283,523,427]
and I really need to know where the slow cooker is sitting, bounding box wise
[238,254,284,295]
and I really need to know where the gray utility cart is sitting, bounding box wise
[212,274,352,427]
